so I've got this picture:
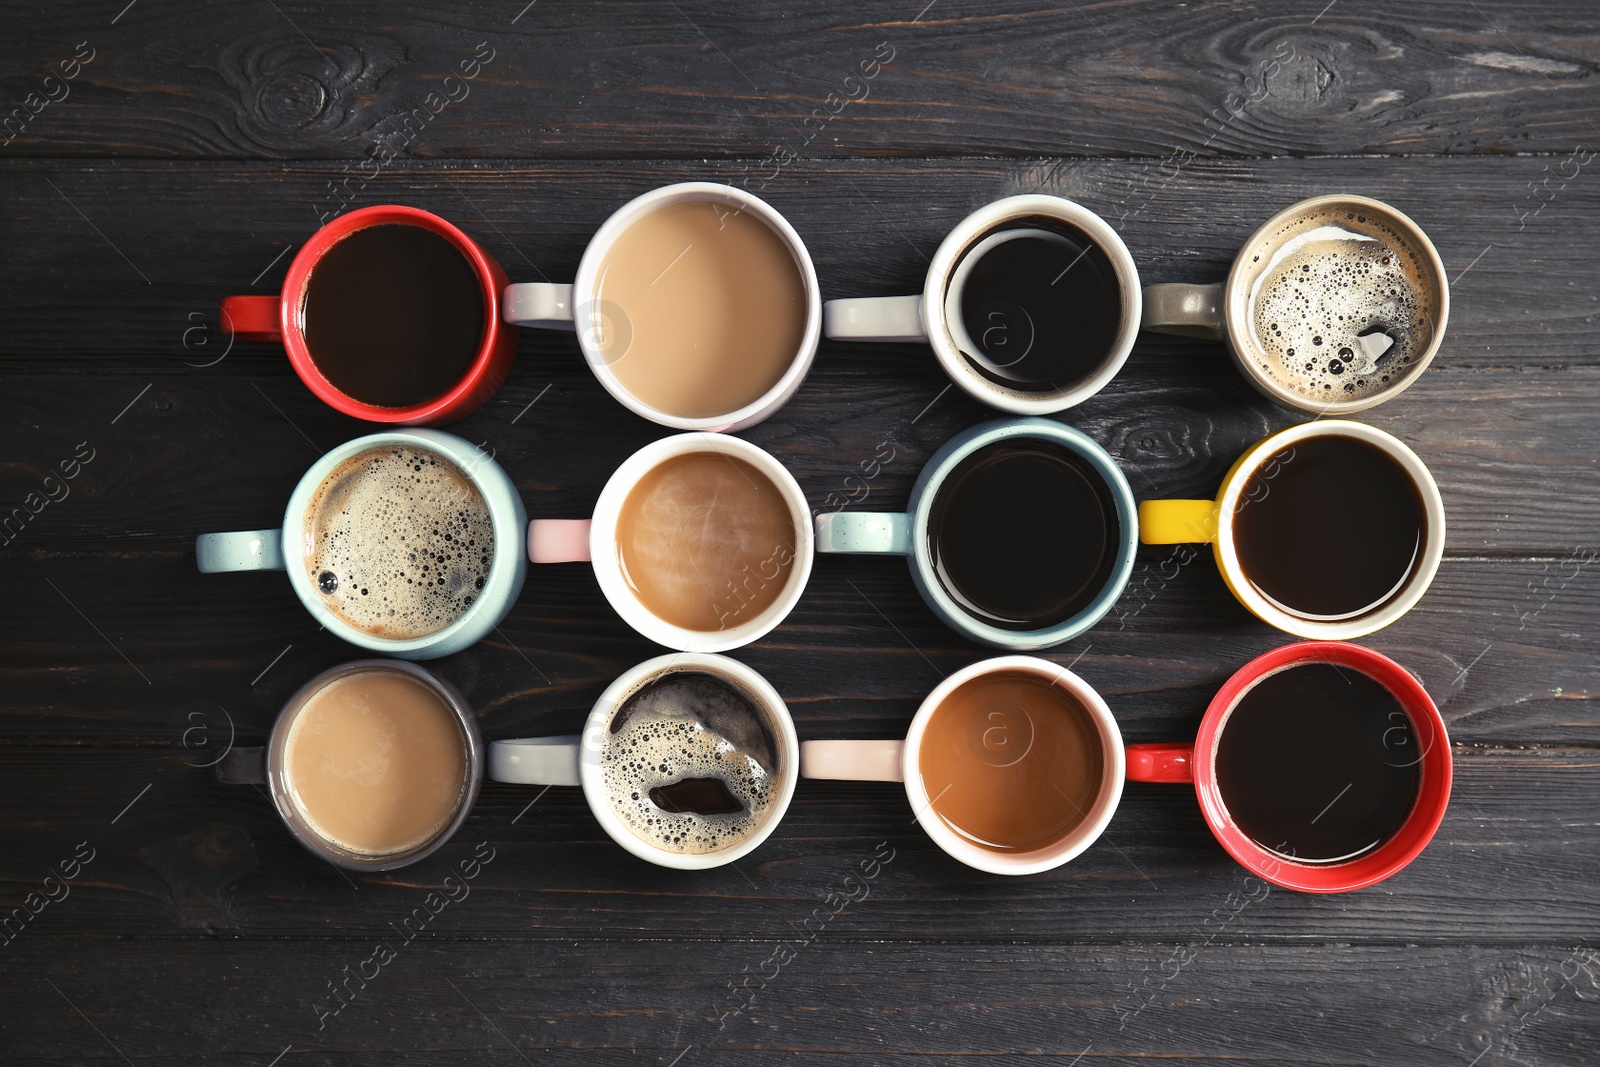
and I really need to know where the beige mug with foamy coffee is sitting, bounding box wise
[1142,194,1449,415]
[502,183,822,432]
[217,660,483,871]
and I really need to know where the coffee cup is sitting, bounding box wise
[823,195,1142,414]
[502,182,822,432]
[1126,641,1451,893]
[216,660,483,872]
[528,433,814,652]
[1139,419,1445,639]
[196,429,527,660]
[816,417,1136,649]
[801,655,1125,876]
[1141,194,1449,415]
[222,205,517,425]
[489,653,798,870]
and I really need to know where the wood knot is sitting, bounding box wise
[253,69,330,131]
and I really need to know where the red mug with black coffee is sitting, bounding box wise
[1127,641,1452,893]
[222,205,516,425]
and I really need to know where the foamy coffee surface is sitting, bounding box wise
[1246,209,1437,404]
[304,446,493,640]
[601,671,781,855]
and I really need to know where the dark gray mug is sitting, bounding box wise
[217,660,483,872]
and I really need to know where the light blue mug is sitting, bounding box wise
[815,418,1137,650]
[196,430,527,660]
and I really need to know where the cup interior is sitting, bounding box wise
[572,182,822,431]
[283,430,528,657]
[925,195,1141,414]
[590,433,815,652]
[1223,194,1449,415]
[1193,641,1451,893]
[577,653,800,870]
[903,656,1125,876]
[1212,419,1445,640]
[267,660,483,872]
[909,417,1138,650]
[283,205,504,421]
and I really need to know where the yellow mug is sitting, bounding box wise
[1138,420,1445,639]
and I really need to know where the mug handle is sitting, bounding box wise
[1125,742,1195,784]
[1137,501,1219,545]
[220,295,283,343]
[196,530,285,573]
[216,746,267,785]
[815,512,913,555]
[823,295,928,343]
[489,737,582,786]
[502,283,576,330]
[800,739,904,782]
[1141,282,1224,340]
[528,519,592,563]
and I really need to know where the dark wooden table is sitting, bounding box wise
[3,2,1597,1063]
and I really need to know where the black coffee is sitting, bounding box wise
[929,439,1119,631]
[601,671,782,854]
[955,220,1121,393]
[301,223,485,408]
[1216,662,1422,864]
[1233,435,1425,620]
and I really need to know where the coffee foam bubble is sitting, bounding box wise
[600,671,781,856]
[304,446,494,640]
[1246,209,1438,404]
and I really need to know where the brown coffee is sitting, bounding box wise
[593,200,806,419]
[283,669,467,856]
[917,670,1104,853]
[615,451,796,632]
[305,445,495,640]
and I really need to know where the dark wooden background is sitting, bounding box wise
[2,1,1597,1063]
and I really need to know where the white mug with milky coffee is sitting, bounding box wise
[527,433,815,652]
[502,182,823,432]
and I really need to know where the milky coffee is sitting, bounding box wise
[283,668,468,856]
[304,446,494,640]
[615,451,797,632]
[1243,207,1440,404]
[599,669,782,855]
[592,200,807,419]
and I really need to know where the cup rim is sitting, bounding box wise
[1211,419,1446,640]
[267,659,484,872]
[588,432,815,652]
[1192,641,1452,893]
[281,204,510,425]
[901,655,1126,876]
[280,429,528,656]
[921,194,1142,415]
[908,417,1139,649]
[571,181,823,432]
[1221,193,1450,416]
[576,652,801,870]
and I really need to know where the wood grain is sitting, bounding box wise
[1,2,1597,159]
[0,745,1593,942]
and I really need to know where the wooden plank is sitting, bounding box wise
[1,1,1597,159]
[1,156,1596,371]
[2,939,1596,1064]
[0,745,1592,942]
[0,547,1595,746]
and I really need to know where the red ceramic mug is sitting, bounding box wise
[1127,641,1452,893]
[221,205,517,425]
